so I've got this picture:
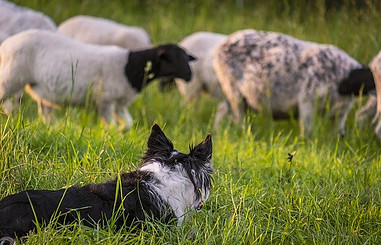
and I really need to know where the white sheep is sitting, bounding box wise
[0,30,195,128]
[171,31,231,128]
[0,0,57,114]
[0,31,6,43]
[58,15,151,50]
[214,29,375,136]
[0,0,56,35]
[174,31,227,101]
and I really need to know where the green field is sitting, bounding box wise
[1,0,381,244]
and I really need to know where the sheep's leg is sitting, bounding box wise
[2,91,23,114]
[356,94,377,128]
[114,105,133,129]
[24,85,58,122]
[98,102,115,124]
[336,99,354,137]
[373,113,381,139]
[218,79,243,124]
[213,100,230,129]
[298,97,314,137]
[213,57,244,125]
[176,77,202,102]
[37,101,53,122]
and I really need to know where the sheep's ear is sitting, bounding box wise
[147,124,174,153]
[190,134,212,161]
[188,54,197,61]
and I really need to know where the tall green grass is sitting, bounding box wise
[1,0,381,244]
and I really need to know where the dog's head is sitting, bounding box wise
[141,124,213,214]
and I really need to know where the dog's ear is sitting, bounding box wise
[190,134,212,161]
[147,124,174,153]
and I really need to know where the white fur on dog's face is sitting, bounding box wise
[140,124,213,224]
[140,158,197,223]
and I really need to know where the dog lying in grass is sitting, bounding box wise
[0,124,213,243]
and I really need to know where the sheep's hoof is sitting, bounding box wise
[339,130,345,138]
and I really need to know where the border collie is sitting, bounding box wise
[0,124,213,243]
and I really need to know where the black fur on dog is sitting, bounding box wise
[0,124,213,243]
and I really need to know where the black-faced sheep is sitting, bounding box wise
[213,29,374,136]
[339,51,380,139]
[0,30,195,128]
[58,15,151,50]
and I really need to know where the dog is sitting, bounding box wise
[0,124,213,243]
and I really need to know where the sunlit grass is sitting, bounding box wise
[1,0,381,244]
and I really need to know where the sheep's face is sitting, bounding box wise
[155,44,196,82]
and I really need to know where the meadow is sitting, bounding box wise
[1,0,381,243]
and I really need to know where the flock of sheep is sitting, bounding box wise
[0,0,380,140]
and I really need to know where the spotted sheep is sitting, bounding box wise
[213,29,374,136]
[0,30,195,128]
[58,15,151,50]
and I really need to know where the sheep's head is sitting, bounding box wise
[154,44,196,82]
[338,67,375,95]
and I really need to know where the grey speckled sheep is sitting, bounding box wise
[58,15,151,50]
[214,29,374,136]
[0,0,56,35]
[0,30,195,128]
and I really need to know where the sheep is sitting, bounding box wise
[0,29,195,128]
[0,31,6,44]
[354,92,377,128]
[168,31,231,127]
[175,31,227,101]
[369,52,381,139]
[339,51,381,139]
[0,0,57,114]
[58,15,151,50]
[0,0,56,35]
[213,29,375,136]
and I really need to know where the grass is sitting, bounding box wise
[1,0,381,244]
